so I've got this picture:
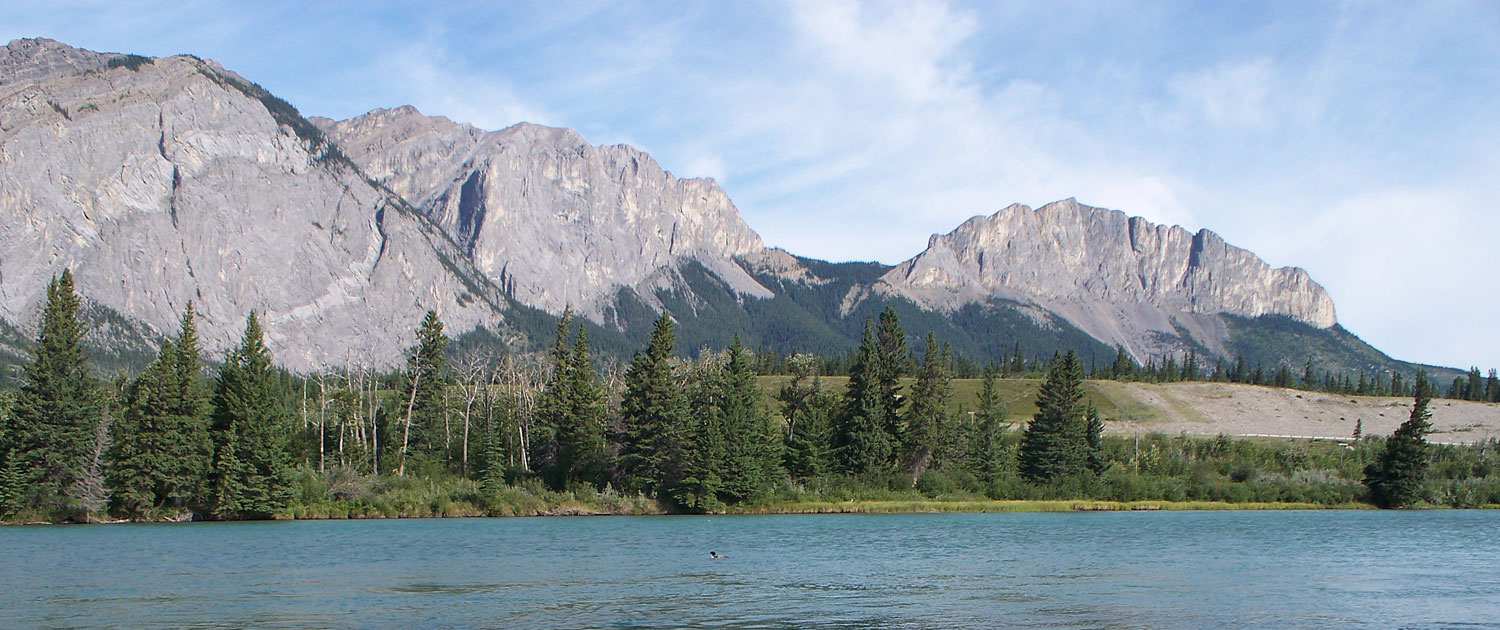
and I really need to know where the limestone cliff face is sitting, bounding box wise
[321,107,777,321]
[0,39,508,370]
[878,199,1338,360]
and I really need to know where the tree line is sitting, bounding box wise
[0,271,1486,521]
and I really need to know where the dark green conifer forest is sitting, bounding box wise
[0,271,1498,522]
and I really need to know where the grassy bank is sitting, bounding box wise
[730,499,1371,514]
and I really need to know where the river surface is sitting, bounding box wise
[3,510,1499,629]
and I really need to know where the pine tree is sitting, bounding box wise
[1111,345,1134,380]
[108,304,212,518]
[560,325,608,486]
[398,310,450,475]
[1487,369,1499,403]
[618,313,690,501]
[873,306,907,439]
[534,310,606,487]
[779,354,832,478]
[209,313,293,519]
[716,336,780,504]
[1084,403,1106,474]
[1019,350,1089,483]
[967,367,1007,484]
[1467,367,1483,402]
[532,311,573,473]
[1302,359,1316,389]
[1363,372,1434,508]
[832,320,895,476]
[903,333,951,481]
[11,269,100,513]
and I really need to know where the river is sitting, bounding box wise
[4,510,1498,628]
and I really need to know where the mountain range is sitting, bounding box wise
[0,38,1448,379]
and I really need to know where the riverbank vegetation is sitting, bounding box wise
[1,270,1498,523]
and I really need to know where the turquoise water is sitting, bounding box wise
[3,510,1499,629]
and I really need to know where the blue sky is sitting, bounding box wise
[5,1,1498,371]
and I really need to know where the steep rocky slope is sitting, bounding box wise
[319,107,780,322]
[0,38,510,370]
[875,199,1338,362]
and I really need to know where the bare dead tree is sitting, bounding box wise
[454,348,492,476]
[71,402,114,521]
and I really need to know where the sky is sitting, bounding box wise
[4,1,1497,371]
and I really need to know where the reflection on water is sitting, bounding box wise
[4,511,1500,629]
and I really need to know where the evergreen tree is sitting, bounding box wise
[209,313,293,519]
[1009,342,1026,376]
[715,336,780,503]
[560,325,608,485]
[1363,372,1434,508]
[108,304,212,517]
[967,367,1007,484]
[779,354,832,478]
[1302,359,1317,390]
[873,306,908,439]
[1467,367,1483,402]
[618,313,690,501]
[1084,403,1106,474]
[1487,369,1499,403]
[1019,350,1089,483]
[831,320,895,476]
[678,355,727,511]
[397,310,450,474]
[1111,345,1134,380]
[531,311,574,473]
[535,311,609,488]
[11,269,100,513]
[1184,350,1199,381]
[903,333,951,481]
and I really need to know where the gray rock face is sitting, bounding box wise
[877,199,1338,360]
[0,39,508,370]
[322,107,776,321]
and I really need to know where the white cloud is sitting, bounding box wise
[1169,58,1278,128]
[376,37,554,131]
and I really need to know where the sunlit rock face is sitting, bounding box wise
[322,107,778,322]
[0,39,508,370]
[877,199,1337,360]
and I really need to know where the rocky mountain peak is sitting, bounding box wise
[326,109,774,320]
[0,38,112,86]
[879,199,1338,360]
[0,43,509,370]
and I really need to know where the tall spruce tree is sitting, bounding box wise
[618,313,690,501]
[557,325,608,487]
[903,333,952,481]
[209,313,293,519]
[108,304,212,517]
[715,336,780,503]
[1363,372,1434,508]
[1018,350,1089,482]
[779,354,833,479]
[873,306,908,438]
[398,310,450,475]
[967,366,1008,484]
[1084,403,1106,473]
[11,269,100,513]
[533,310,573,472]
[832,320,895,476]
